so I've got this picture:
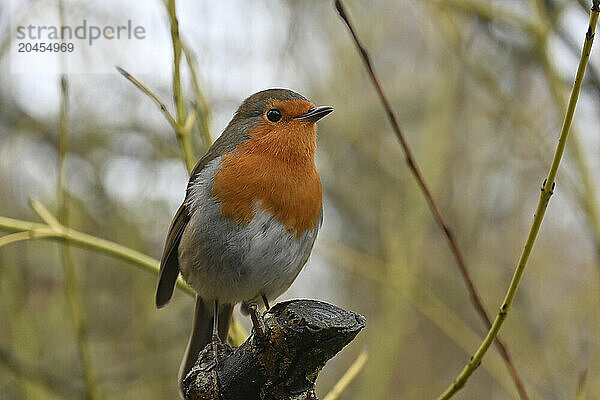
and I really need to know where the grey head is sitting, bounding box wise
[234,88,309,117]
[226,88,310,132]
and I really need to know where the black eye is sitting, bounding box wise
[266,109,282,122]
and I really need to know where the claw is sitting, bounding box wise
[247,303,268,339]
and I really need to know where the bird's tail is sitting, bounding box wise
[178,295,233,397]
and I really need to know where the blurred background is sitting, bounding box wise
[1,0,600,399]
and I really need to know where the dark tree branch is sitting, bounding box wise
[182,299,366,400]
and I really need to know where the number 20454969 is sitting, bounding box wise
[17,42,74,52]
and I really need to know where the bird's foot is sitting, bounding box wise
[247,302,268,340]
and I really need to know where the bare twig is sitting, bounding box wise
[165,0,195,173]
[0,230,55,247]
[182,43,213,147]
[334,1,529,398]
[115,66,178,129]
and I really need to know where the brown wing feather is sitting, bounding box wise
[156,203,189,308]
[155,120,251,309]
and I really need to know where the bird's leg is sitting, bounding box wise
[261,294,270,310]
[247,302,267,339]
[211,299,221,363]
[195,300,232,372]
[212,299,221,343]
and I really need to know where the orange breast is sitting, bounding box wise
[211,121,322,236]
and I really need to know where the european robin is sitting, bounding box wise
[155,88,333,392]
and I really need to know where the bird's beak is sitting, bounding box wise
[294,106,334,122]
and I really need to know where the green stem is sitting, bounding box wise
[166,0,195,173]
[116,66,178,129]
[437,5,599,399]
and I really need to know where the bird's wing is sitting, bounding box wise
[155,122,251,308]
[156,203,189,308]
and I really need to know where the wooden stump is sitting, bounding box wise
[182,299,366,400]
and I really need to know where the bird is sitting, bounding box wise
[155,88,333,393]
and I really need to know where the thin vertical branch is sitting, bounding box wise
[57,72,100,400]
[437,3,599,398]
[182,43,213,147]
[166,0,195,173]
[334,1,529,398]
